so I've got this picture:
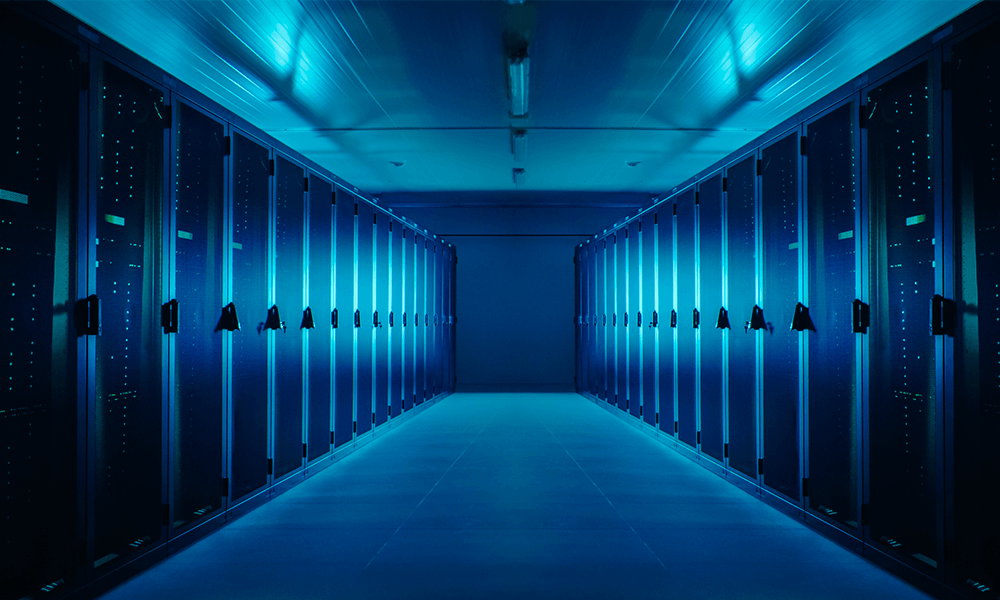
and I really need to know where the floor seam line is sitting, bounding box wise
[543,421,670,572]
[362,412,496,570]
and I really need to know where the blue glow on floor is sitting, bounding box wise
[97,393,933,600]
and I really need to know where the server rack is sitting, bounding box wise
[627,220,642,418]
[306,174,334,464]
[574,4,1000,598]
[698,174,726,463]
[0,4,456,599]
[640,213,657,428]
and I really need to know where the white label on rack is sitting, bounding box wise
[838,230,854,240]
[906,214,926,226]
[104,214,125,226]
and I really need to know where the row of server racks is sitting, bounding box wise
[0,4,457,600]
[574,4,998,600]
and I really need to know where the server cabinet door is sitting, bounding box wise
[333,190,355,448]
[952,23,1000,592]
[390,220,404,417]
[641,215,657,427]
[306,175,333,462]
[676,190,698,446]
[607,238,618,403]
[0,9,82,594]
[355,202,374,434]
[579,248,589,395]
[230,133,270,497]
[402,229,413,411]
[170,102,225,531]
[866,60,941,570]
[597,240,608,400]
[726,155,759,480]
[91,59,166,571]
[414,235,426,405]
[424,240,438,398]
[760,133,802,501]
[628,221,642,418]
[804,102,860,531]
[447,247,456,393]
[616,231,628,409]
[589,244,599,398]
[657,210,675,433]
[373,212,389,426]
[437,245,446,396]
[699,174,726,461]
[273,156,305,479]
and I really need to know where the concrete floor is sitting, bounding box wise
[98,393,932,599]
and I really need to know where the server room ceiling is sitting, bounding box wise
[52,0,975,195]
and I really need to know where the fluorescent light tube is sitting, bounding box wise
[512,129,527,162]
[507,56,529,117]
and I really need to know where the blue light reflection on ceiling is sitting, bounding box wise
[50,0,980,193]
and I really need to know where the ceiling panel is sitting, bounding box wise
[52,0,979,194]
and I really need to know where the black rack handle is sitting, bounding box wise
[693,308,700,329]
[354,309,361,328]
[216,302,240,332]
[76,294,102,336]
[373,310,379,328]
[332,308,339,328]
[425,313,428,326]
[652,311,658,327]
[790,302,814,332]
[624,312,628,327]
[301,307,315,330]
[930,294,954,336]
[637,312,642,327]
[263,305,285,332]
[747,305,766,332]
[603,314,606,326]
[403,312,407,327]
[613,313,617,326]
[852,299,869,334]
[716,307,730,329]
[670,310,677,328]
[389,311,394,327]
[161,299,179,334]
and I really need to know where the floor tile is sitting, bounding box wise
[95,393,933,600]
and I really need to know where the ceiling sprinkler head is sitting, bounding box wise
[627,161,641,167]
[390,161,404,167]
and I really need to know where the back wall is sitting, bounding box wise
[381,192,647,392]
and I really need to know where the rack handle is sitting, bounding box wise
[301,307,315,330]
[716,307,730,329]
[161,299,179,334]
[263,305,285,332]
[790,302,814,332]
[76,294,101,336]
[852,299,869,334]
